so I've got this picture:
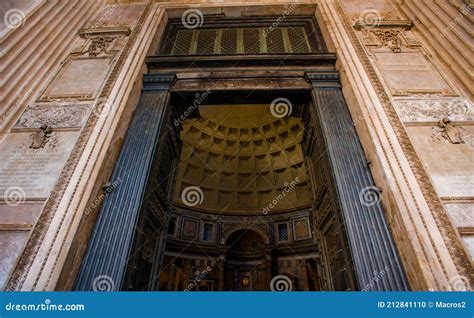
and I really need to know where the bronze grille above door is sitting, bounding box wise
[159,17,327,55]
[170,27,312,55]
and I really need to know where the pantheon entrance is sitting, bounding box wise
[73,16,408,292]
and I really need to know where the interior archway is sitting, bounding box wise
[224,229,267,291]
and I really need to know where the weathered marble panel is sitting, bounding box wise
[461,236,474,262]
[0,203,44,226]
[40,57,111,100]
[394,99,473,123]
[374,52,450,94]
[0,231,29,290]
[444,203,474,228]
[0,131,78,199]
[408,126,474,198]
[14,104,90,129]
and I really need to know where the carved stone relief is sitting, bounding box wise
[14,104,90,129]
[29,124,54,149]
[429,118,467,145]
[394,99,473,123]
[371,30,402,52]
[358,27,422,52]
[73,35,127,58]
[88,36,115,57]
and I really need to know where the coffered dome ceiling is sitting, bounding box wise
[173,105,312,214]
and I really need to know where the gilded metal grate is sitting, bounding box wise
[196,29,217,55]
[288,27,311,53]
[168,26,312,55]
[220,29,237,54]
[243,28,261,54]
[266,27,286,53]
[171,30,193,55]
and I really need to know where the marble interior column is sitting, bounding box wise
[306,71,409,291]
[74,74,176,291]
